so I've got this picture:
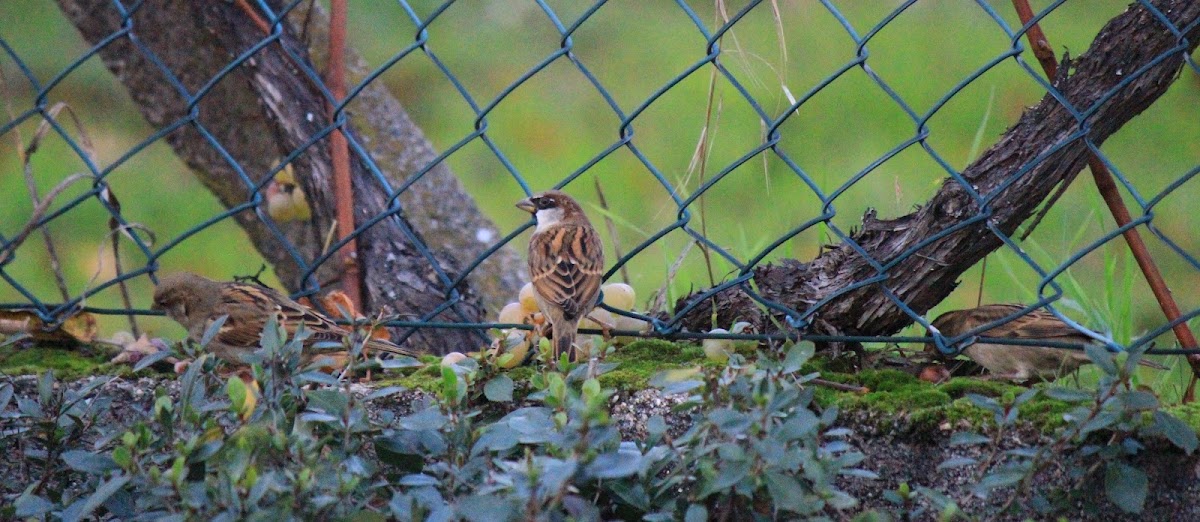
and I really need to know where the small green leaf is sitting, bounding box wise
[1116,390,1159,411]
[1105,462,1147,514]
[483,375,514,403]
[684,504,708,522]
[783,341,816,373]
[1012,388,1039,407]
[398,407,448,431]
[226,377,248,412]
[647,415,667,438]
[132,349,174,372]
[1153,411,1199,454]
[365,386,407,401]
[586,445,643,479]
[0,383,12,412]
[200,315,229,348]
[397,474,440,487]
[62,450,116,475]
[965,393,1001,414]
[949,431,989,447]
[14,492,53,517]
[1043,387,1092,402]
[937,457,979,470]
[1084,344,1118,375]
[59,474,130,521]
[972,468,1025,497]
[37,370,54,404]
[112,446,132,469]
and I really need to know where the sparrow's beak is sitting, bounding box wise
[515,198,536,214]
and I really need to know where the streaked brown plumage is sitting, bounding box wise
[925,304,1162,382]
[151,272,416,366]
[517,190,604,362]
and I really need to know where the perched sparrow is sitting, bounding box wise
[925,304,1163,382]
[151,272,416,366]
[517,190,604,362]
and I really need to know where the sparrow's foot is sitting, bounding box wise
[586,312,615,341]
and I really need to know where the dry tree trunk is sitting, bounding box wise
[56,0,525,353]
[677,0,1200,340]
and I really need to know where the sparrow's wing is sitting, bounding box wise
[529,223,605,321]
[364,337,421,358]
[210,283,343,347]
[935,304,1092,347]
[207,283,280,348]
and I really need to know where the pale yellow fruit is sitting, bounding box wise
[498,302,528,325]
[703,328,734,363]
[601,283,636,311]
[519,283,539,313]
[497,331,531,369]
[441,352,468,367]
[265,162,311,222]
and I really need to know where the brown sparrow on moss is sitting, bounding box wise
[151,272,416,366]
[517,190,605,362]
[925,304,1163,382]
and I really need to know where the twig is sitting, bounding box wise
[0,173,91,266]
[592,176,630,285]
[650,240,696,314]
[976,256,987,308]
[809,378,868,393]
[98,186,142,336]
[1011,0,1200,403]
[15,101,84,302]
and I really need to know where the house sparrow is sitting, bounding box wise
[925,304,1164,382]
[517,190,604,362]
[151,272,416,367]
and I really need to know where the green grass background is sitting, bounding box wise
[1,1,1198,397]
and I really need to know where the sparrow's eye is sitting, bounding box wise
[536,197,555,210]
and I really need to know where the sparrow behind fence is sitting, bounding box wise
[925,304,1164,382]
[151,272,416,367]
[517,190,605,362]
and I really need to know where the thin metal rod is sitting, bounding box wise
[328,0,362,310]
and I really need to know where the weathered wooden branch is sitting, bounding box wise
[56,0,526,353]
[678,0,1200,339]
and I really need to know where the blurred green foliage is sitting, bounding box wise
[0,1,1198,372]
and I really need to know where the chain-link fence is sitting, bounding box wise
[1,1,1199,371]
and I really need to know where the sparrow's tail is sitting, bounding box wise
[552,323,576,363]
[364,338,421,359]
[1136,358,1168,370]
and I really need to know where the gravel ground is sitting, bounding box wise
[3,374,1197,520]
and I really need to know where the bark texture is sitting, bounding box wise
[677,0,1200,339]
[55,0,525,353]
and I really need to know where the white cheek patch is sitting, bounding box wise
[534,208,565,232]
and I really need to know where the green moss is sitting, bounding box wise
[811,369,1082,434]
[378,363,444,391]
[609,340,700,365]
[0,344,123,380]
[594,340,711,389]
[938,377,1017,398]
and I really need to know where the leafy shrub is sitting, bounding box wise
[3,320,874,520]
[943,343,1198,516]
